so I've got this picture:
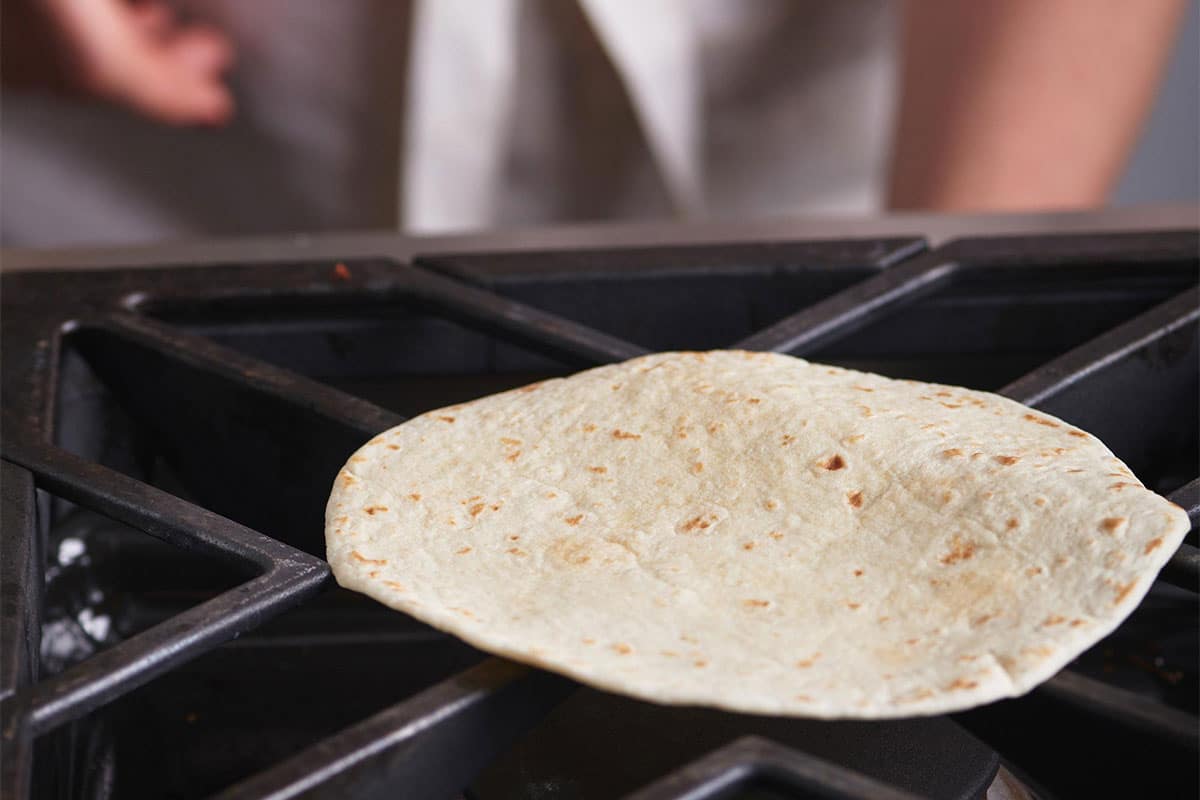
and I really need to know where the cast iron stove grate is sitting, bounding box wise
[1,232,1197,799]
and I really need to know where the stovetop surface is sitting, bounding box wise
[3,231,1197,800]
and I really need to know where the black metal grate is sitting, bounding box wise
[2,233,1197,799]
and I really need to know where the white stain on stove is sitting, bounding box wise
[77,608,111,641]
[57,537,85,565]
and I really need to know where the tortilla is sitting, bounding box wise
[325,351,1189,718]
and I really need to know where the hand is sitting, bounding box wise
[2,0,234,126]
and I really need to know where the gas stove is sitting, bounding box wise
[2,229,1197,799]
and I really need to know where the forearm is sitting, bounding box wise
[888,0,1187,211]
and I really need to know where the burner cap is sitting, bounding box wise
[471,689,999,799]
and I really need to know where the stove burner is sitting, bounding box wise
[2,232,1197,799]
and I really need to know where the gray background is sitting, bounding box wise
[1113,0,1199,205]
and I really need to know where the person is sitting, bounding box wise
[0,0,1188,246]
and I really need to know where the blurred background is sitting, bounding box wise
[1115,0,1198,206]
[1,0,1196,249]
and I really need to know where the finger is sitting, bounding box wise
[125,72,235,126]
[167,27,235,75]
[130,2,173,38]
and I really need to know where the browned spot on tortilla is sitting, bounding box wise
[518,382,544,394]
[795,654,821,668]
[582,423,596,433]
[845,433,866,444]
[588,465,608,474]
[1042,615,1066,626]
[971,613,997,627]
[437,416,456,424]
[1144,537,1165,555]
[565,514,584,526]
[694,659,708,668]
[1024,413,1060,428]
[340,473,357,487]
[780,434,796,446]
[994,455,1019,466]
[612,643,632,655]
[941,491,954,505]
[940,402,963,409]
[1112,580,1138,605]
[878,616,891,623]
[456,547,472,555]
[897,688,935,705]
[794,694,813,701]
[382,580,404,591]
[1100,517,1127,534]
[546,492,557,499]
[451,607,475,619]
[1026,566,1044,577]
[846,601,862,610]
[742,542,756,551]
[942,448,964,458]
[819,454,846,471]
[500,437,521,446]
[612,429,641,440]
[946,678,979,691]
[743,598,769,607]
[853,569,864,577]
[765,499,779,510]
[1034,497,1048,507]
[679,513,719,533]
[1021,645,1055,659]
[906,638,921,646]
[768,531,784,541]
[507,547,527,557]
[364,505,388,516]
[858,405,874,417]
[690,462,704,474]
[660,649,677,657]
[611,383,622,391]
[746,397,762,404]
[958,654,979,662]
[351,550,386,565]
[334,515,349,525]
[469,503,486,517]
[1006,518,1019,530]
[386,444,400,451]
[852,385,875,393]
[368,570,379,578]
[505,450,522,463]
[1070,618,1088,627]
[1065,468,1084,473]
[508,535,520,541]
[349,455,367,464]
[491,503,502,511]
[845,490,865,509]
[582,637,595,645]
[1109,482,1138,492]
[1068,430,1088,438]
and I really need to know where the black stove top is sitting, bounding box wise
[2,231,1197,800]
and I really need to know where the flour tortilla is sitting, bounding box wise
[325,351,1189,718]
